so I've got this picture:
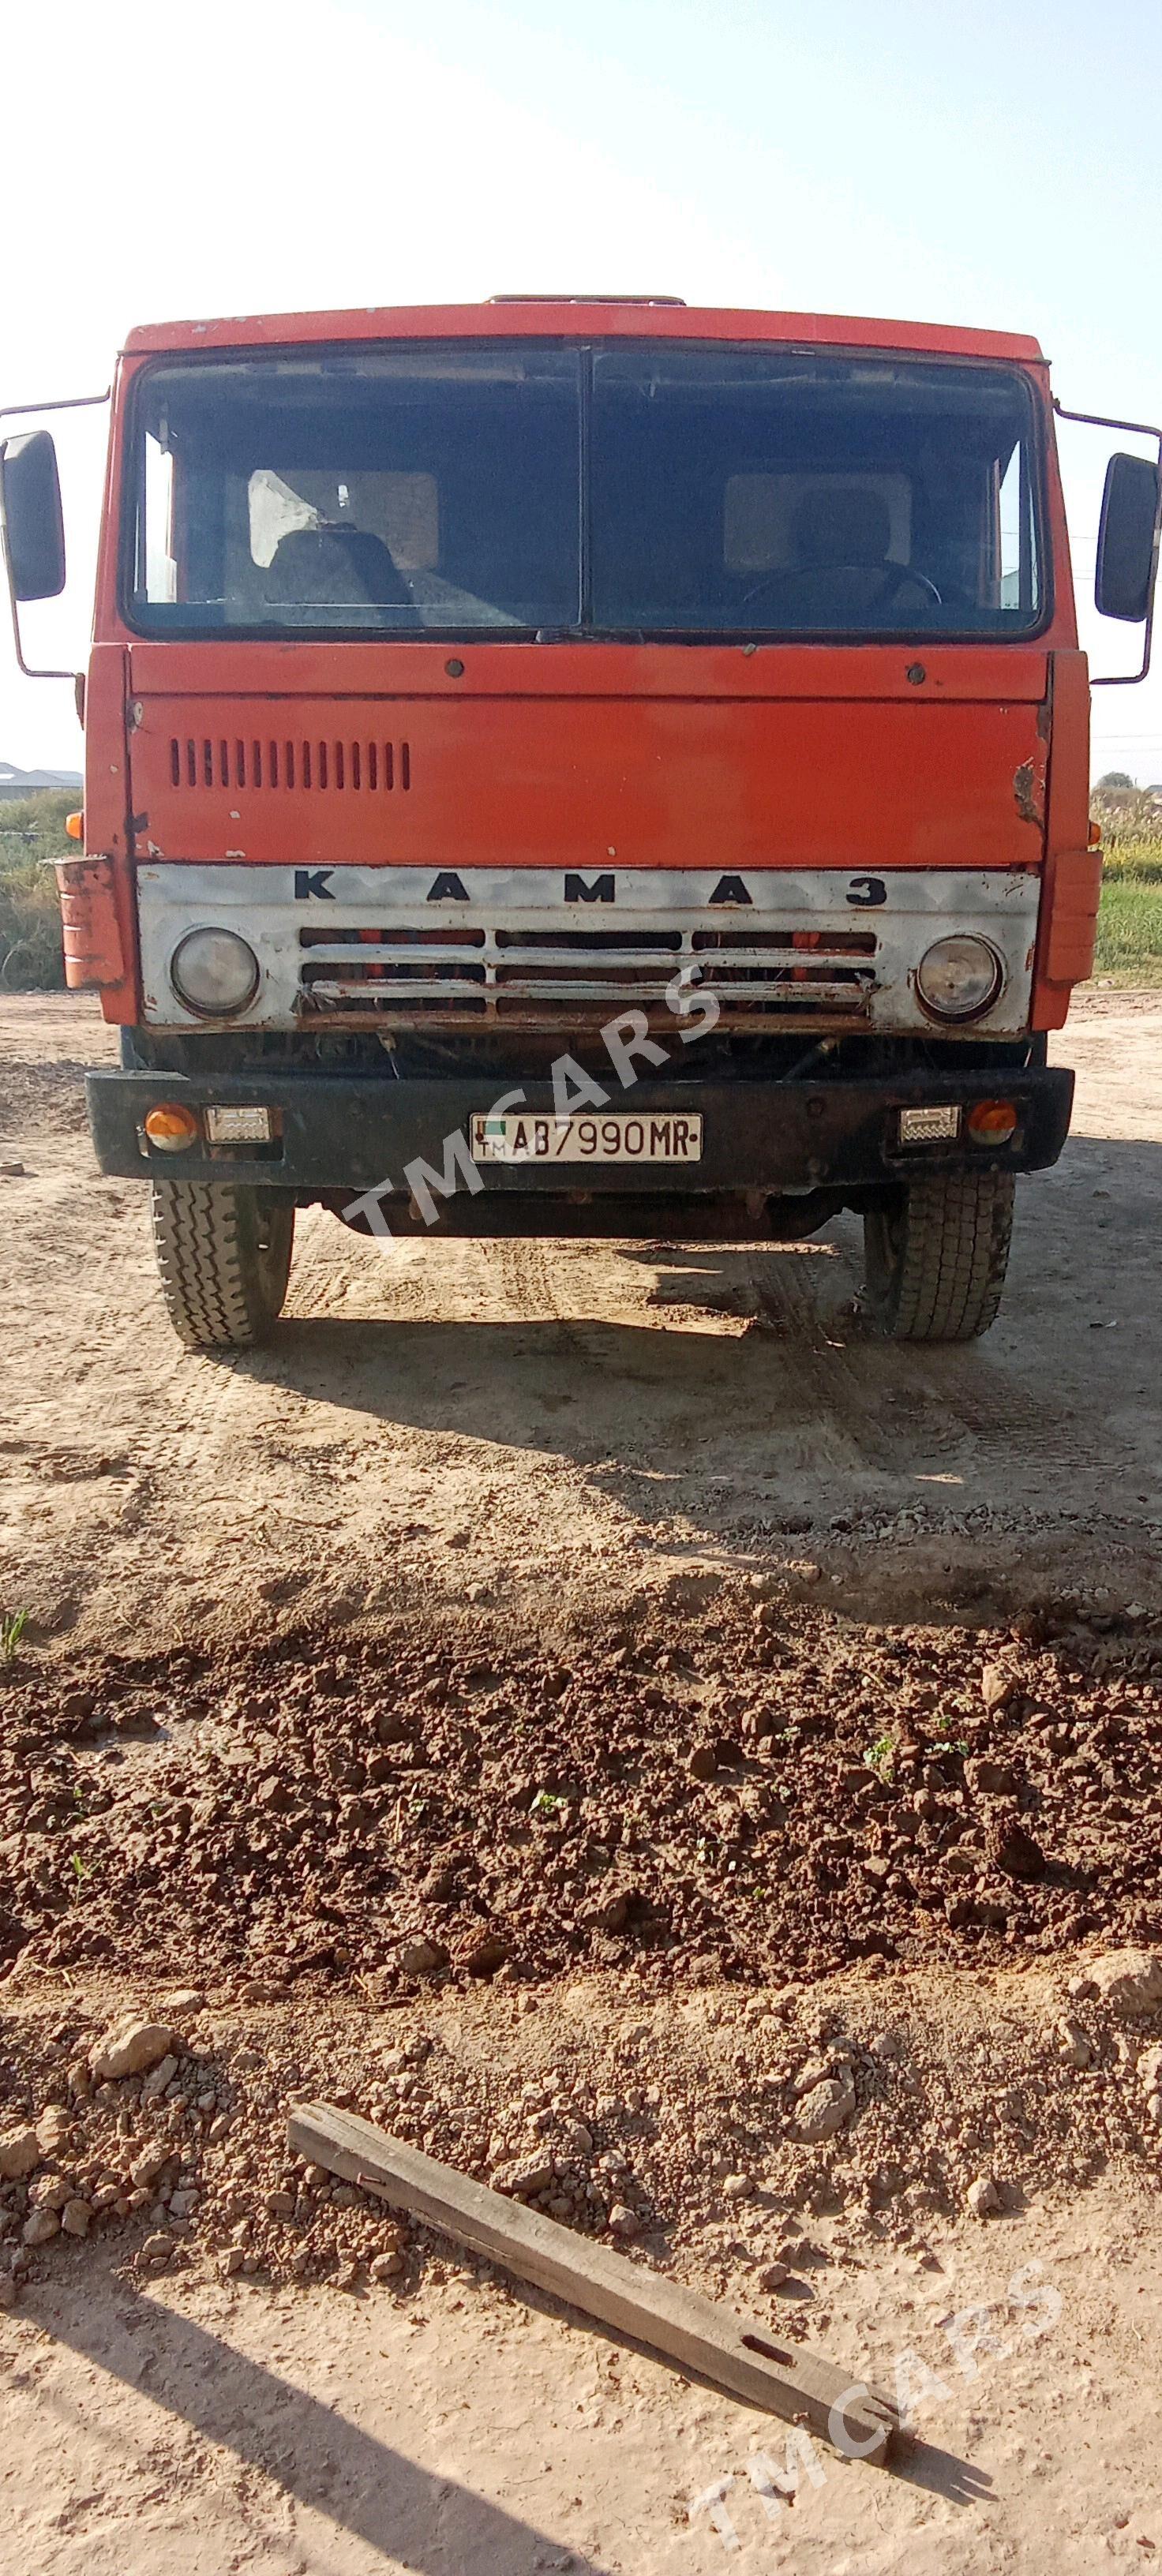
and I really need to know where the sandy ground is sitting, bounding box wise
[2,990,1162,2572]
[4,2182,1162,2575]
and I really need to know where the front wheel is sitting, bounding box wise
[151,1182,295,1349]
[862,1170,1014,1342]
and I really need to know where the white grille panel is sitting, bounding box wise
[137,863,1040,1035]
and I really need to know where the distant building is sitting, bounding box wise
[0,761,83,802]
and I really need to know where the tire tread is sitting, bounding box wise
[151,1183,292,1349]
[864,1170,1014,1342]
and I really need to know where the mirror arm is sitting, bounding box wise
[1053,397,1162,687]
[0,389,109,681]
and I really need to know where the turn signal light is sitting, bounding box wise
[1088,820,1103,848]
[144,1103,201,1151]
[966,1099,1018,1142]
[65,811,83,841]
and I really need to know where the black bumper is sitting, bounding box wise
[87,1064,1074,1202]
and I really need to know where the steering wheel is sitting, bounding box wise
[741,562,943,612]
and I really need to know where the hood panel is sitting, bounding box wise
[129,687,1047,876]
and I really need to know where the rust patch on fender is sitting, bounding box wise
[1013,759,1044,826]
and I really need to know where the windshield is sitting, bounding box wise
[129,341,1045,641]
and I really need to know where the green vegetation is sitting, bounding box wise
[864,1730,896,1782]
[0,1608,30,1664]
[1093,876,1162,982]
[0,790,74,990]
[1092,784,1162,984]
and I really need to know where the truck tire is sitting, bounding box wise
[862,1170,1014,1342]
[150,1182,295,1349]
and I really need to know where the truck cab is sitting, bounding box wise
[2,298,1158,1345]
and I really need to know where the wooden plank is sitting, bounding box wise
[288,2101,899,2464]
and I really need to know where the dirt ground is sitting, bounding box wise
[2,991,1162,1654]
[2,990,1162,2573]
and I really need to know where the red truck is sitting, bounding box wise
[2,298,1159,1345]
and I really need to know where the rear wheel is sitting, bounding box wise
[862,1170,1014,1342]
[151,1182,295,1349]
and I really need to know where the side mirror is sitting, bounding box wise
[1095,451,1160,623]
[0,429,66,601]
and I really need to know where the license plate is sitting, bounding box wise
[470,1110,703,1164]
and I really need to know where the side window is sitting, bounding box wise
[997,441,1038,610]
[141,432,177,603]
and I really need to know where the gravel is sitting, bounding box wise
[2,1595,1162,2002]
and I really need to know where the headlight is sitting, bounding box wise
[171,927,260,1017]
[916,934,1003,1022]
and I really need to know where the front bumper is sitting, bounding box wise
[87,1063,1074,1200]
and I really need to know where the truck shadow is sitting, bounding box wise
[232,1133,1162,1567]
[28,2273,620,2575]
[28,2266,989,2559]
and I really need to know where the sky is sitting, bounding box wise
[5,0,1162,781]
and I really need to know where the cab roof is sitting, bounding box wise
[122,299,1046,366]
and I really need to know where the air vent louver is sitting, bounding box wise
[168,738,411,792]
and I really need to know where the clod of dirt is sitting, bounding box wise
[966,2174,1001,2218]
[795,2072,857,2141]
[128,2141,171,2189]
[583,1888,636,1934]
[985,1812,1050,1882]
[965,1757,1019,1798]
[494,2158,555,2198]
[22,2206,59,2245]
[0,2126,39,2181]
[1074,1950,1162,2018]
[1056,2017,1094,2068]
[397,1940,450,1978]
[91,2020,176,2081]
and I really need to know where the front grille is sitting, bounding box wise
[169,736,411,792]
[296,921,879,1028]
